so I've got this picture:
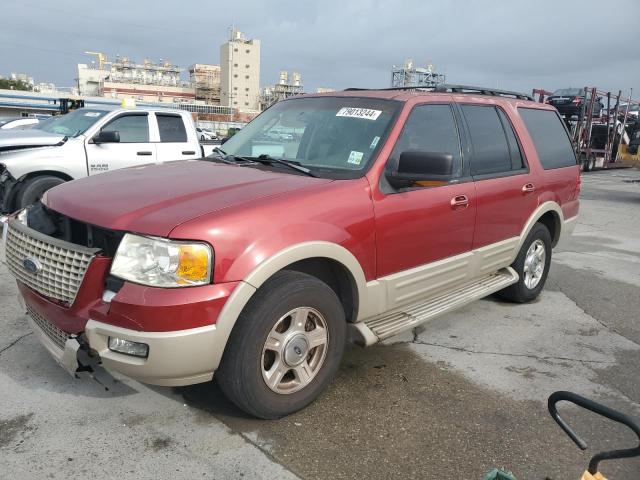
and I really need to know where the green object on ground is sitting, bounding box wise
[481,468,517,480]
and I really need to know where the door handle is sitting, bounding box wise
[137,151,153,156]
[522,183,536,194]
[182,150,196,155]
[450,194,469,210]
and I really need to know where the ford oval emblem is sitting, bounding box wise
[23,257,42,274]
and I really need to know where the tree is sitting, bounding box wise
[0,78,34,91]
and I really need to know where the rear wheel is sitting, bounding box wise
[497,223,552,303]
[18,175,65,209]
[216,270,346,419]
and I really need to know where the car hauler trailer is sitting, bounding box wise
[533,87,640,171]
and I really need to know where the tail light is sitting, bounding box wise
[572,96,582,104]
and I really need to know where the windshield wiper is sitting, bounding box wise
[207,147,250,165]
[250,154,317,177]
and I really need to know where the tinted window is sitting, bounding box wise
[157,115,188,142]
[519,108,577,169]
[462,105,511,175]
[102,114,149,143]
[496,108,525,170]
[387,104,462,177]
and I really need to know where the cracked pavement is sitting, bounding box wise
[1,169,640,479]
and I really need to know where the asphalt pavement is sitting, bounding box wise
[1,168,639,479]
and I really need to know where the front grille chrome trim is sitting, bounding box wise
[5,220,100,305]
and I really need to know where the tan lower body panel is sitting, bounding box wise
[85,320,221,387]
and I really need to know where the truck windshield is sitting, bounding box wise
[33,109,108,137]
[221,96,401,178]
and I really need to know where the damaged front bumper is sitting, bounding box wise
[25,310,89,378]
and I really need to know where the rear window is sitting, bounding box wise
[157,114,188,142]
[519,108,577,169]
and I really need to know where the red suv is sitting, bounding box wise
[2,85,580,418]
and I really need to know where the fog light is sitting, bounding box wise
[108,337,149,358]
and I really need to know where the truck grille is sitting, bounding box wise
[26,304,70,350]
[5,220,99,304]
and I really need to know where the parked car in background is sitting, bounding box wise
[547,88,604,118]
[609,102,639,119]
[0,117,39,129]
[1,86,579,419]
[196,127,217,141]
[0,106,203,214]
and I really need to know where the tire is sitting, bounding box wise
[216,270,346,419]
[200,135,205,141]
[497,223,552,303]
[588,155,596,171]
[18,175,66,209]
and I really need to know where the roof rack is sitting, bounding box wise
[344,83,533,101]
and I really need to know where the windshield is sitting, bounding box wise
[552,88,583,97]
[33,109,108,137]
[221,96,401,178]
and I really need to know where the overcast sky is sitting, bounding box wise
[1,0,639,99]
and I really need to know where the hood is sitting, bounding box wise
[44,160,332,237]
[0,129,66,153]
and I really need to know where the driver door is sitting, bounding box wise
[373,103,477,306]
[85,112,156,175]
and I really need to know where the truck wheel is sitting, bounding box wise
[18,175,66,208]
[497,223,552,303]
[216,270,346,419]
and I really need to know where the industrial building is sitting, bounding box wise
[77,53,195,103]
[189,64,221,104]
[220,29,261,112]
[391,59,445,88]
[260,71,303,110]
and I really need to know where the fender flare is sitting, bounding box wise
[210,241,368,369]
[514,201,564,258]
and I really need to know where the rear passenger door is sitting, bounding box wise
[458,104,537,249]
[154,113,200,162]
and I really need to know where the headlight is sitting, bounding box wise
[110,233,212,287]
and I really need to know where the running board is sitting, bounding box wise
[361,267,518,343]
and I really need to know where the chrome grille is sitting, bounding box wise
[5,221,99,304]
[26,304,70,350]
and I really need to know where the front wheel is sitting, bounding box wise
[497,223,552,303]
[18,175,66,209]
[216,270,346,419]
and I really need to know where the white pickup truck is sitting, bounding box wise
[0,106,216,214]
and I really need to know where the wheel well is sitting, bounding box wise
[7,171,73,212]
[537,211,561,247]
[284,257,358,322]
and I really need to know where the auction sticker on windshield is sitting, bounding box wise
[336,107,382,121]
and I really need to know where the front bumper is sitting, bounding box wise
[19,278,239,387]
[85,319,220,386]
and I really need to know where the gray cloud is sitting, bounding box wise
[1,0,638,98]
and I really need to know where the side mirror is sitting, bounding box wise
[92,130,120,144]
[220,137,229,145]
[386,151,453,189]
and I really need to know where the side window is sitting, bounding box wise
[102,114,149,143]
[496,108,526,170]
[157,114,188,142]
[461,105,512,176]
[518,108,577,169]
[387,104,462,178]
